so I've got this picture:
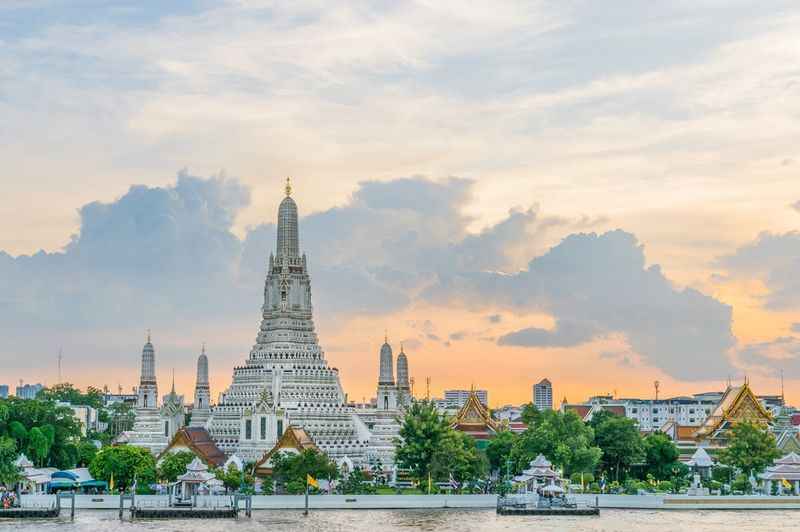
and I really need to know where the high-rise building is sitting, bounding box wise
[15,383,43,399]
[0,385,8,399]
[533,378,553,410]
[444,389,488,407]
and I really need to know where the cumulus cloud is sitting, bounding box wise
[0,173,736,383]
[427,230,735,380]
[716,231,800,310]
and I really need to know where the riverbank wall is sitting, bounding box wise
[18,494,800,511]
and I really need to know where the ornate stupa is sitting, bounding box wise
[206,179,372,462]
[119,333,184,455]
[396,343,411,407]
[190,344,212,427]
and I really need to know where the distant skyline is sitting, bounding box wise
[2,2,800,406]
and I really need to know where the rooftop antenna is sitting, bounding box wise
[654,380,660,401]
[781,369,785,404]
[57,347,63,385]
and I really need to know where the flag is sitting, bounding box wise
[307,474,319,489]
[109,473,115,492]
[782,478,792,489]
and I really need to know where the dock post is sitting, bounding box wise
[56,493,61,516]
[119,494,123,520]
[247,495,252,518]
[70,491,75,521]
[595,496,599,508]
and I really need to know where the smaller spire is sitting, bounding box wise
[285,177,292,197]
[385,329,388,344]
[171,368,176,394]
[400,342,404,353]
[201,342,206,355]
[147,329,151,343]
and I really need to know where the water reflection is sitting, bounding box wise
[1,508,796,532]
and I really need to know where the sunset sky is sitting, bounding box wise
[2,1,800,407]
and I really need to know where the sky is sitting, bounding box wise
[1,1,800,407]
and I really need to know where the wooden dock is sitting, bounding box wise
[0,507,60,519]
[498,506,600,516]
[131,507,238,519]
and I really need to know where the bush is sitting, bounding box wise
[588,482,600,493]
[656,480,673,493]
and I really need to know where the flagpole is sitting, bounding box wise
[304,477,309,516]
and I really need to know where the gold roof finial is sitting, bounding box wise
[285,177,292,197]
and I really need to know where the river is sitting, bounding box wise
[1,509,797,531]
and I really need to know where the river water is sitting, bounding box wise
[1,509,797,531]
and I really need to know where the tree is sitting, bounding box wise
[216,462,253,493]
[591,412,644,481]
[718,421,781,477]
[38,383,103,409]
[157,451,196,483]
[270,449,338,494]
[77,441,98,467]
[395,400,450,486]
[89,445,156,491]
[486,430,516,475]
[0,436,20,487]
[431,430,488,488]
[8,421,27,450]
[338,468,376,494]
[642,431,682,480]
[510,409,601,477]
[27,427,50,467]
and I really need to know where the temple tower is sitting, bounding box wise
[137,332,158,409]
[207,178,371,461]
[191,344,212,427]
[377,336,397,411]
[396,343,411,407]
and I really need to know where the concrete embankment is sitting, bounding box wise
[18,494,800,511]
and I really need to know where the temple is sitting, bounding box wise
[125,181,413,475]
[693,381,772,447]
[450,388,498,448]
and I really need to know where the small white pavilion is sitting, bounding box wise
[513,454,560,492]
[174,457,216,502]
[687,448,714,479]
[760,452,800,495]
[14,454,52,494]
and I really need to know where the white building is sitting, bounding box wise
[444,389,488,408]
[56,402,99,436]
[533,378,553,410]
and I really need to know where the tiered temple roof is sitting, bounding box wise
[694,382,772,445]
[450,389,498,442]
[254,426,318,476]
[158,426,226,467]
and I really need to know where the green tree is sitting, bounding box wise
[271,449,339,494]
[8,421,27,450]
[485,430,516,475]
[105,402,135,439]
[717,421,781,477]
[642,431,682,480]
[77,441,98,467]
[37,383,103,409]
[89,445,156,491]
[27,427,50,467]
[591,412,644,481]
[431,430,488,488]
[338,468,376,494]
[395,400,450,486]
[510,409,601,477]
[215,462,253,493]
[157,451,196,483]
[0,436,20,487]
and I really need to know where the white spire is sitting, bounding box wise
[379,336,395,385]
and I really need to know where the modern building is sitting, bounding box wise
[15,383,43,399]
[444,389,488,408]
[533,379,553,410]
[0,385,8,399]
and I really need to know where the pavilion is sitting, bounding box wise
[760,452,800,495]
[512,454,561,492]
[687,447,714,479]
[174,457,217,502]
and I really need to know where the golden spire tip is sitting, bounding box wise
[285,177,292,197]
